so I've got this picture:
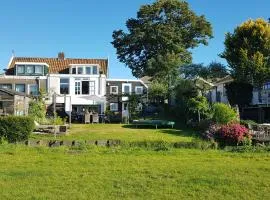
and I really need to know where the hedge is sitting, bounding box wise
[0,116,34,143]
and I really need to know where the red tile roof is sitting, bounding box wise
[7,56,108,75]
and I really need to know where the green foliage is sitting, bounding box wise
[212,103,238,125]
[112,0,212,78]
[0,116,34,142]
[149,81,168,103]
[180,62,228,81]
[225,82,253,107]
[221,18,270,86]
[240,120,258,129]
[28,98,46,122]
[187,96,211,121]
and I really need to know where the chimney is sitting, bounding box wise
[58,52,65,60]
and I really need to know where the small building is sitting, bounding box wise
[106,79,148,121]
[0,88,30,116]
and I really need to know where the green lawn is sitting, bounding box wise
[31,124,195,142]
[0,146,269,200]
[2,124,270,199]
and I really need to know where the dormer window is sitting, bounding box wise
[77,67,83,74]
[70,65,99,75]
[15,63,46,76]
[86,67,91,74]
[17,65,25,74]
[26,65,34,74]
[92,66,98,75]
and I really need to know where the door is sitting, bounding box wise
[122,102,129,118]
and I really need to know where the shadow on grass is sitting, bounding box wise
[122,123,196,138]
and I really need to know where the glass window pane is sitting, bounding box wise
[0,84,12,89]
[92,66,98,74]
[29,85,39,96]
[110,103,118,111]
[136,87,143,94]
[26,65,34,74]
[89,81,95,95]
[72,67,76,74]
[124,85,130,93]
[15,84,25,92]
[35,65,43,74]
[17,65,25,74]
[75,82,81,95]
[86,67,91,74]
[77,67,83,74]
[60,79,69,94]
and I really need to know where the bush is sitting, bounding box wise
[202,124,221,141]
[196,119,212,132]
[212,103,238,125]
[0,116,34,143]
[240,120,258,129]
[214,124,251,147]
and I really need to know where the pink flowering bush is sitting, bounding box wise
[215,124,251,146]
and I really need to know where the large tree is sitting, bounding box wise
[180,62,228,80]
[112,0,213,79]
[221,18,270,87]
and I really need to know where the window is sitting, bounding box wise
[72,67,76,74]
[92,66,98,75]
[77,67,83,74]
[110,86,118,94]
[122,83,131,94]
[0,84,12,90]
[17,65,25,74]
[89,81,95,95]
[86,67,91,74]
[82,81,89,95]
[135,86,143,95]
[35,65,43,74]
[110,103,118,111]
[26,65,34,74]
[60,78,69,94]
[75,81,81,95]
[29,84,39,96]
[15,84,25,93]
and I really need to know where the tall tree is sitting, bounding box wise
[112,0,213,80]
[180,62,228,80]
[221,18,270,87]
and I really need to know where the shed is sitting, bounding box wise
[0,88,30,116]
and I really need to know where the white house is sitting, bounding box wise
[3,52,109,116]
[210,75,270,106]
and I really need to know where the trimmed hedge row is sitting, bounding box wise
[0,116,34,143]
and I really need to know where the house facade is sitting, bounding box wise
[1,52,108,117]
[210,75,270,106]
[0,52,149,121]
[106,79,148,119]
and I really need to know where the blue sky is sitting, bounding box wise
[0,0,269,78]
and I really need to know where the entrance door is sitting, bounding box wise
[122,102,129,118]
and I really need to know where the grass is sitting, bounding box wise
[31,123,195,142]
[0,145,270,200]
[2,124,270,199]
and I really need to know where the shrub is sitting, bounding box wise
[28,100,46,122]
[240,120,258,129]
[196,119,212,132]
[212,103,238,125]
[0,116,34,143]
[202,124,221,141]
[214,124,251,147]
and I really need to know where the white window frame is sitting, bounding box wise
[89,81,95,95]
[75,81,81,95]
[110,86,118,94]
[110,103,118,111]
[122,83,132,94]
[135,86,143,95]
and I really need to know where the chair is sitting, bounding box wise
[92,113,99,123]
